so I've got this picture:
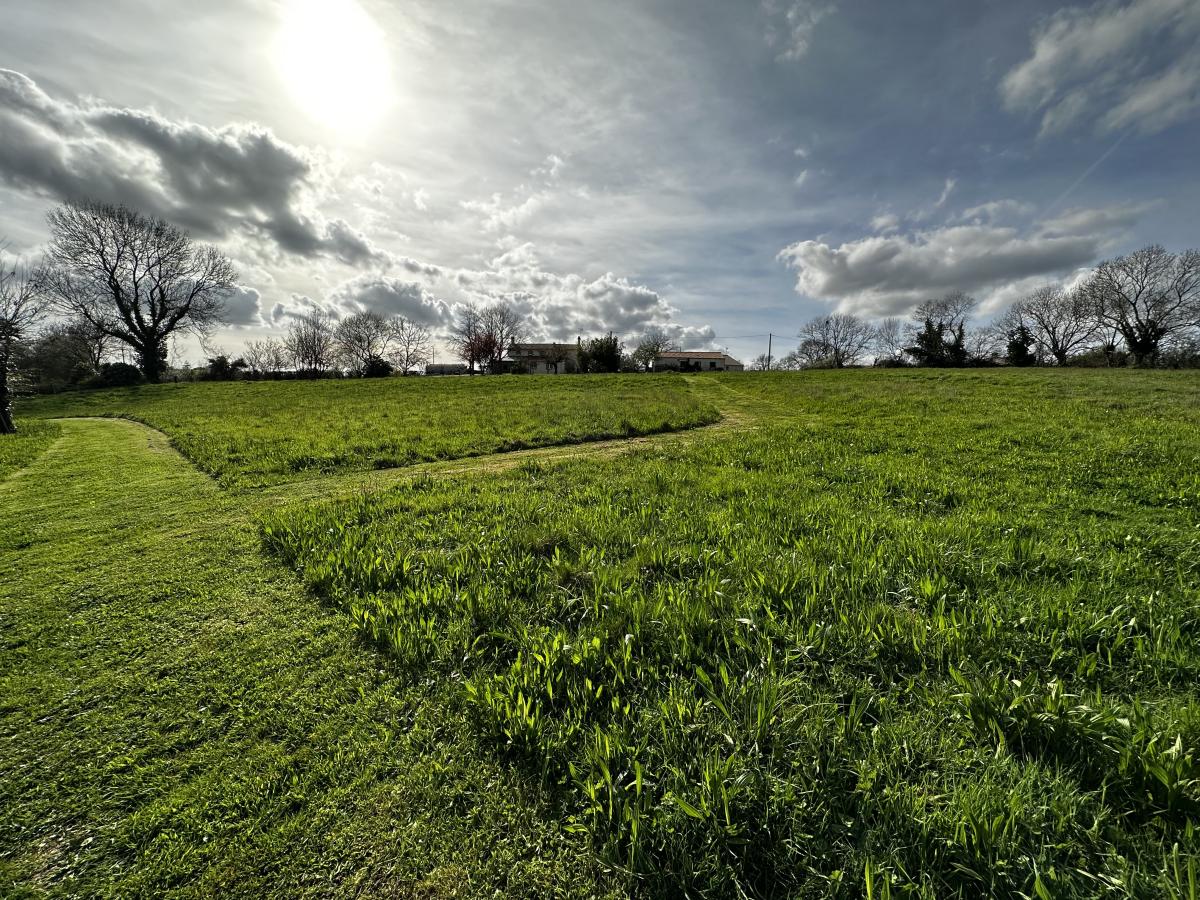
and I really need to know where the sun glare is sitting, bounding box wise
[274,0,393,136]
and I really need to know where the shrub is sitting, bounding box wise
[84,362,144,388]
[362,356,394,378]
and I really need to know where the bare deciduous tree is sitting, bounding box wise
[795,313,875,368]
[1004,285,1098,365]
[392,318,432,374]
[911,291,977,335]
[631,325,674,372]
[965,324,1004,363]
[450,302,525,373]
[40,200,236,383]
[243,338,288,377]
[1,246,49,433]
[775,350,803,371]
[334,310,394,375]
[450,305,486,373]
[284,311,336,375]
[1081,245,1200,367]
[479,302,525,372]
[872,317,904,362]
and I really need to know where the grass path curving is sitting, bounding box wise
[0,418,620,898]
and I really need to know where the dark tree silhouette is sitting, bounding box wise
[41,201,235,382]
[1005,323,1037,367]
[577,333,623,373]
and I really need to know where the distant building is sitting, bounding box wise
[425,363,470,376]
[653,350,744,372]
[507,342,579,374]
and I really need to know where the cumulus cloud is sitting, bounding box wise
[461,191,550,232]
[260,239,714,349]
[777,220,1109,316]
[1001,0,1200,136]
[222,285,266,327]
[424,241,717,345]
[322,219,396,267]
[0,68,387,264]
[325,274,452,326]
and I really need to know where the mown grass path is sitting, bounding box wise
[0,418,620,898]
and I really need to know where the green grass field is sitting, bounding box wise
[22,375,719,487]
[0,420,60,479]
[3,370,1199,897]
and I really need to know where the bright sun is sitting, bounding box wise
[274,0,393,136]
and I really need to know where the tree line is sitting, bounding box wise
[755,246,1200,371]
[235,309,433,379]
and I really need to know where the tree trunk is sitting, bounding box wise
[0,366,15,435]
[138,338,168,383]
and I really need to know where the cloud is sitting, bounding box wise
[461,191,551,232]
[534,154,567,180]
[934,177,957,208]
[778,219,1111,317]
[325,274,453,326]
[764,0,838,61]
[432,242,716,345]
[1001,0,1200,136]
[793,169,810,188]
[261,239,715,350]
[222,285,266,327]
[0,68,387,264]
[955,199,1036,224]
[1036,200,1159,238]
[870,213,900,234]
[321,218,396,267]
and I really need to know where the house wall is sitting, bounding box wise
[511,353,577,374]
[653,357,734,371]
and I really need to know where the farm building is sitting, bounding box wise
[652,350,744,372]
[507,342,579,374]
[425,363,470,375]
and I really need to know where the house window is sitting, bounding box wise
[709,360,717,369]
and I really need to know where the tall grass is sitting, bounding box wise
[263,371,1200,896]
[23,375,719,488]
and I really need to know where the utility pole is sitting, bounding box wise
[766,333,773,371]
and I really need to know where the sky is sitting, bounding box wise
[0,0,1198,366]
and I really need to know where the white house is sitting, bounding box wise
[507,342,579,374]
[652,350,744,372]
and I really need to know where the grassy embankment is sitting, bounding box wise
[3,369,1199,897]
[22,375,719,488]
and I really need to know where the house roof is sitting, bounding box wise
[508,342,577,355]
[656,351,743,363]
